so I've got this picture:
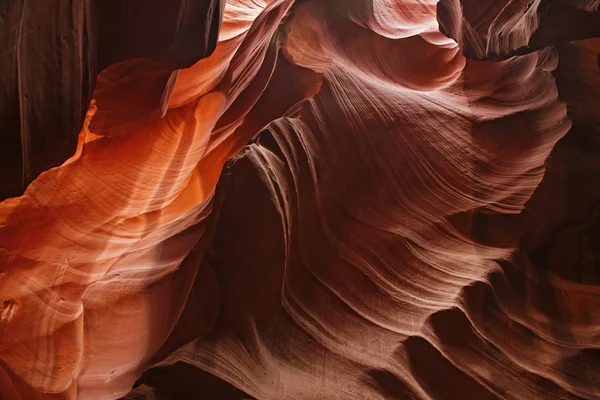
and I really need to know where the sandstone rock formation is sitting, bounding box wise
[0,1,599,399]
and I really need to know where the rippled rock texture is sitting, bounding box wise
[0,1,599,399]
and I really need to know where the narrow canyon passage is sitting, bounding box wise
[0,1,599,399]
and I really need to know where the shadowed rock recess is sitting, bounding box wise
[0,1,599,399]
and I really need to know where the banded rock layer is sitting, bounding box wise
[0,1,599,399]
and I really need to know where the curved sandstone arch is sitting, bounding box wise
[0,1,599,399]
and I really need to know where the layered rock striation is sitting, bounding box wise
[1,1,599,399]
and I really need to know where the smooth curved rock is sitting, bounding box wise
[437,0,600,60]
[0,0,222,201]
[0,1,599,399]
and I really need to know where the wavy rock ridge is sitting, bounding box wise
[0,1,599,399]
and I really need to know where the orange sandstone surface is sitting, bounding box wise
[0,1,599,399]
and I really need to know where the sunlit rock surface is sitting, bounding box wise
[0,1,599,399]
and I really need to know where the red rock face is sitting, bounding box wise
[0,1,599,399]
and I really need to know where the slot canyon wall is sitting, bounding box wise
[0,0,599,399]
